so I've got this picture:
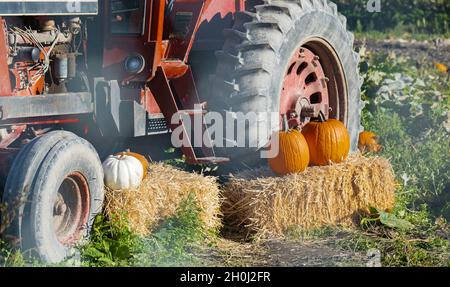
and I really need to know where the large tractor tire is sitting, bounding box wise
[209,0,363,170]
[1,131,104,263]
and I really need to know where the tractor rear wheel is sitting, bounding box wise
[210,0,363,170]
[1,131,104,263]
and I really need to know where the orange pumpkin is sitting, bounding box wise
[358,131,382,153]
[268,129,310,176]
[435,63,448,73]
[268,115,310,175]
[115,151,149,178]
[302,118,350,166]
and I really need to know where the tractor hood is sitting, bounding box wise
[0,0,98,16]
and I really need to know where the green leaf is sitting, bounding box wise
[368,206,379,215]
[83,247,106,259]
[378,210,415,231]
[365,207,414,231]
[164,148,176,154]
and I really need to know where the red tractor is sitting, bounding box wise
[0,0,362,263]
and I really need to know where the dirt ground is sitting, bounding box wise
[355,38,450,64]
[198,38,450,267]
[214,238,369,267]
[196,230,374,267]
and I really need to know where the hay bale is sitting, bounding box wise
[222,154,396,238]
[104,163,222,236]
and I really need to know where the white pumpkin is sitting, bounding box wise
[102,154,144,190]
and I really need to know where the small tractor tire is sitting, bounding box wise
[2,131,104,263]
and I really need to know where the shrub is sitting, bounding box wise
[335,0,450,35]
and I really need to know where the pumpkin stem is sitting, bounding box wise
[318,111,327,123]
[282,114,289,132]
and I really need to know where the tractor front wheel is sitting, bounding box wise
[1,131,104,263]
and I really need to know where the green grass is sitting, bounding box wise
[0,242,27,267]
[132,194,213,267]
[1,194,212,267]
[81,194,212,267]
[360,48,449,216]
[342,44,450,266]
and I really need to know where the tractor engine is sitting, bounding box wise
[5,17,87,96]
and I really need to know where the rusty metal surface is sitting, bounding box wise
[0,92,93,120]
[280,46,330,129]
[0,1,98,16]
[102,0,163,82]
[0,18,12,97]
[148,66,228,164]
[54,172,91,246]
[0,125,26,149]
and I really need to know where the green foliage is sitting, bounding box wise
[132,194,208,267]
[361,207,415,231]
[81,213,140,267]
[352,46,450,266]
[360,48,450,219]
[81,194,209,267]
[0,240,27,267]
[339,227,449,267]
[163,148,219,175]
[335,0,450,35]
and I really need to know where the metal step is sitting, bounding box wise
[149,66,230,165]
[194,157,230,164]
[178,109,207,116]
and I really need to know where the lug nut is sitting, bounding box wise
[288,111,298,119]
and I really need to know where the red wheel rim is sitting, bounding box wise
[53,172,90,246]
[280,39,347,129]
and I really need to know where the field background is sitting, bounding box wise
[336,0,449,37]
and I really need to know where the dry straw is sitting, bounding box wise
[222,154,396,238]
[104,163,222,236]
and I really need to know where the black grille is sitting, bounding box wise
[147,115,169,135]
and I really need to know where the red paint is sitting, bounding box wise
[0,125,26,148]
[0,118,79,128]
[160,60,189,79]
[103,0,164,82]
[0,18,12,96]
[280,47,330,129]
[54,172,90,246]
[141,87,162,114]
[1,0,246,165]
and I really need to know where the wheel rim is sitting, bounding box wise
[53,172,90,246]
[280,38,347,129]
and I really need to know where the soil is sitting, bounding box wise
[355,38,450,64]
[198,233,372,267]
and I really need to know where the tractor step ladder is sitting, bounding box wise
[148,66,229,165]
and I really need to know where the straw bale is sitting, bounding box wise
[222,154,396,238]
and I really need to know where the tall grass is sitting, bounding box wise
[350,47,450,266]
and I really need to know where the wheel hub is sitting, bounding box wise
[280,46,330,129]
[53,172,90,246]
